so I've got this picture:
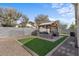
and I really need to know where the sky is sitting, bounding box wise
[0,3,75,27]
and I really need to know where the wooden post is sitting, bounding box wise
[37,25,40,36]
[50,25,51,33]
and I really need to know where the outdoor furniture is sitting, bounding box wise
[31,30,38,36]
[70,32,75,37]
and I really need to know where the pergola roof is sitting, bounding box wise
[39,21,54,26]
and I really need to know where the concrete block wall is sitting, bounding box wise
[0,27,36,38]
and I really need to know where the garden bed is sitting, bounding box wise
[18,36,67,56]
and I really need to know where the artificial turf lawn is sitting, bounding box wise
[19,36,67,56]
[18,37,34,44]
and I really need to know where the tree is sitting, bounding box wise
[0,8,22,27]
[60,23,68,34]
[69,23,76,32]
[35,14,50,26]
[61,24,67,29]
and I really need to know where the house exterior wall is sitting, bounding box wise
[76,4,79,47]
[74,3,79,47]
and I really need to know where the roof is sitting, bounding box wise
[39,21,54,26]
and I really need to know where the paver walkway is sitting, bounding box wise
[0,38,32,56]
[52,36,77,56]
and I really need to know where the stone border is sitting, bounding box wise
[23,45,38,56]
[29,36,63,42]
[16,40,23,45]
[46,37,69,56]
[16,39,39,56]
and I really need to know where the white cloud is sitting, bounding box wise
[51,3,64,8]
[57,4,74,17]
[51,3,74,18]
[57,17,75,28]
[50,4,75,28]
[49,17,58,21]
[57,7,70,14]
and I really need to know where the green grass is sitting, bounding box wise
[19,36,67,56]
[18,37,34,44]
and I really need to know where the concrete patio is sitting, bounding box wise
[0,38,32,56]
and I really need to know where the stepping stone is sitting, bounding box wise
[66,48,70,52]
[69,42,75,45]
[60,46,66,50]
[66,53,71,56]
[66,52,74,56]
[71,50,75,53]
[58,49,61,52]
[62,50,65,54]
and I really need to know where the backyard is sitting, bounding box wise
[0,3,77,56]
[18,36,67,56]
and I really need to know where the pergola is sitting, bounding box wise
[38,21,59,34]
[37,4,79,48]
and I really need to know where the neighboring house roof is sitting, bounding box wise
[26,23,36,28]
[17,17,24,24]
[26,23,33,27]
